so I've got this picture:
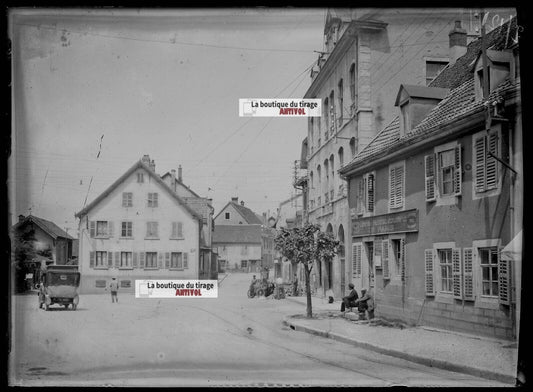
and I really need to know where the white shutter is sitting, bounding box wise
[183,253,189,269]
[454,145,462,196]
[108,221,114,237]
[498,246,511,305]
[352,243,361,278]
[114,251,120,268]
[452,248,463,299]
[158,253,163,269]
[178,222,183,238]
[463,248,475,301]
[474,135,486,192]
[486,132,499,190]
[89,221,95,238]
[89,251,95,268]
[396,165,404,208]
[357,178,364,214]
[171,222,177,238]
[424,154,436,201]
[382,239,390,280]
[389,167,396,208]
[425,249,435,296]
[367,173,375,212]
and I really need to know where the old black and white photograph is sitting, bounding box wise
[7,6,525,387]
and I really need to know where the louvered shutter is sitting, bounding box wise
[183,253,188,269]
[154,193,159,207]
[453,145,462,196]
[140,252,145,268]
[171,222,177,238]
[89,251,95,268]
[389,167,396,208]
[165,252,170,269]
[351,243,361,278]
[424,249,435,296]
[382,239,390,280]
[357,179,364,214]
[396,166,404,208]
[463,248,474,301]
[115,252,120,268]
[158,253,163,269]
[90,221,96,238]
[400,239,405,281]
[367,173,375,212]
[132,252,138,268]
[474,136,486,192]
[486,132,499,190]
[452,248,463,299]
[122,193,127,207]
[425,154,436,201]
[498,246,511,305]
[178,222,183,238]
[107,252,112,268]
[108,221,114,237]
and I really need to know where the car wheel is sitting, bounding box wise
[257,289,264,297]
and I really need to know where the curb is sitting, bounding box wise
[282,317,515,385]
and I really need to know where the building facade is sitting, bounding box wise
[301,8,515,300]
[75,155,209,293]
[213,225,262,272]
[339,18,521,340]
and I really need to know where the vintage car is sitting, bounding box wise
[38,265,80,310]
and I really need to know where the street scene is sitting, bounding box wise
[9,7,524,387]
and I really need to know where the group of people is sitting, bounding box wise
[340,283,374,320]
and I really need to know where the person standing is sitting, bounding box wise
[109,277,119,303]
[340,283,359,312]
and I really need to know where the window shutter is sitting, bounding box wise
[396,166,404,208]
[158,253,163,269]
[351,243,361,278]
[424,249,435,296]
[486,132,499,190]
[140,252,145,268]
[474,136,486,192]
[382,239,390,280]
[367,174,375,212]
[90,221,96,238]
[183,253,189,269]
[463,248,475,301]
[400,239,405,281]
[107,252,112,268]
[172,222,177,238]
[108,221,114,237]
[115,252,120,268]
[178,222,183,238]
[452,248,463,299]
[154,193,159,207]
[498,246,511,305]
[122,193,127,207]
[357,179,364,214]
[389,167,396,208]
[424,154,436,201]
[133,252,138,268]
[165,252,170,269]
[89,251,95,268]
[154,222,159,238]
[454,145,462,196]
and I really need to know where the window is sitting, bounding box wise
[171,222,183,238]
[145,252,158,268]
[479,247,499,297]
[338,147,344,167]
[171,252,183,269]
[349,63,356,114]
[96,221,108,237]
[120,280,131,288]
[147,193,159,207]
[121,221,132,237]
[95,251,108,267]
[349,137,356,158]
[309,171,314,190]
[391,239,404,278]
[389,163,404,209]
[146,222,158,238]
[122,192,133,207]
[338,79,344,127]
[438,249,453,293]
[137,173,144,183]
[425,144,462,201]
[400,102,410,134]
[324,97,329,137]
[473,130,501,194]
[438,149,455,196]
[120,252,132,268]
[426,60,448,85]
[225,212,230,220]
[357,172,375,215]
[241,260,248,268]
[329,90,335,133]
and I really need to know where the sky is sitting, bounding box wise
[9,8,326,234]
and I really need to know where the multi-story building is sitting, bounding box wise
[301,8,514,299]
[75,155,214,293]
[339,18,521,340]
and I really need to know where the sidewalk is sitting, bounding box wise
[283,295,517,385]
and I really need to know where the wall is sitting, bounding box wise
[215,203,248,225]
[215,243,261,270]
[78,167,200,294]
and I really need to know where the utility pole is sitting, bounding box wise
[480,10,489,100]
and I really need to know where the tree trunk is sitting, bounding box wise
[305,265,312,318]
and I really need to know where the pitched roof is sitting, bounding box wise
[160,172,201,198]
[394,85,450,106]
[75,160,202,221]
[212,224,262,244]
[214,201,263,224]
[14,215,74,240]
[183,197,213,220]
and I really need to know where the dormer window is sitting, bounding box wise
[471,49,512,100]
[400,102,410,134]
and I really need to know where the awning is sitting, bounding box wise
[501,231,522,261]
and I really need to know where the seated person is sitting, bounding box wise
[249,275,257,295]
[340,283,359,312]
[355,288,374,320]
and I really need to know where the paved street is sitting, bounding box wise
[10,272,507,387]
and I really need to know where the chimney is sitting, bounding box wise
[141,154,151,165]
[149,159,156,172]
[18,214,25,222]
[178,165,183,182]
[231,197,238,203]
[449,20,467,66]
[240,201,245,206]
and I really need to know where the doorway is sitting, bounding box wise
[365,241,375,289]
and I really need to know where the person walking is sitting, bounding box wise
[340,283,359,313]
[109,277,119,303]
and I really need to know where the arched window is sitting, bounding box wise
[309,171,314,189]
[317,165,321,184]
[350,137,356,158]
[350,63,356,111]
[330,154,334,178]
[324,97,329,139]
[338,146,344,167]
